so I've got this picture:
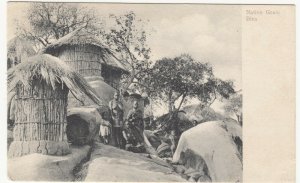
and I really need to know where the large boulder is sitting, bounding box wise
[173,121,242,182]
[87,76,116,105]
[68,76,116,107]
[84,143,185,182]
[8,145,91,181]
[67,107,104,145]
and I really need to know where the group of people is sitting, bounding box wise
[99,92,145,152]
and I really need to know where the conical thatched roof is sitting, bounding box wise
[43,28,106,51]
[42,28,130,73]
[8,54,104,106]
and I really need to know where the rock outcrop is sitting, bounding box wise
[8,145,91,181]
[84,142,186,182]
[173,121,243,182]
[67,107,102,145]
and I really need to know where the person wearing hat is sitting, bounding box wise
[109,91,124,148]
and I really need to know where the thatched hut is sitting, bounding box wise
[7,37,36,69]
[43,28,130,89]
[7,54,103,158]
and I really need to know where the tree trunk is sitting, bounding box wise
[176,94,186,112]
[168,91,174,113]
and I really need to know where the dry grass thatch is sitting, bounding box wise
[43,28,107,51]
[42,28,130,73]
[8,54,104,106]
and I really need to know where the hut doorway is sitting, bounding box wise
[7,54,103,158]
[66,115,90,145]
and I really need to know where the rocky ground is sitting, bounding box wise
[81,142,186,182]
[8,120,242,182]
[8,142,197,182]
[8,145,91,181]
[173,120,243,182]
[74,142,215,182]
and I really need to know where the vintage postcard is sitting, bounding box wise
[5,2,295,182]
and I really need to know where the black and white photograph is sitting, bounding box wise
[7,1,289,182]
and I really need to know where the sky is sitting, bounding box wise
[7,2,242,115]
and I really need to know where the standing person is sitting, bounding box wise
[99,112,111,144]
[126,101,144,146]
[109,91,124,148]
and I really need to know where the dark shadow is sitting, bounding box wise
[66,115,90,145]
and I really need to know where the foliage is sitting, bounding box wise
[16,2,99,49]
[154,111,194,135]
[147,54,235,113]
[99,11,152,90]
[17,4,152,90]
[223,93,243,124]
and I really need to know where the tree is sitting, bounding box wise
[17,5,152,90]
[147,54,235,113]
[100,12,152,91]
[147,54,235,140]
[16,2,99,50]
[223,92,243,126]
